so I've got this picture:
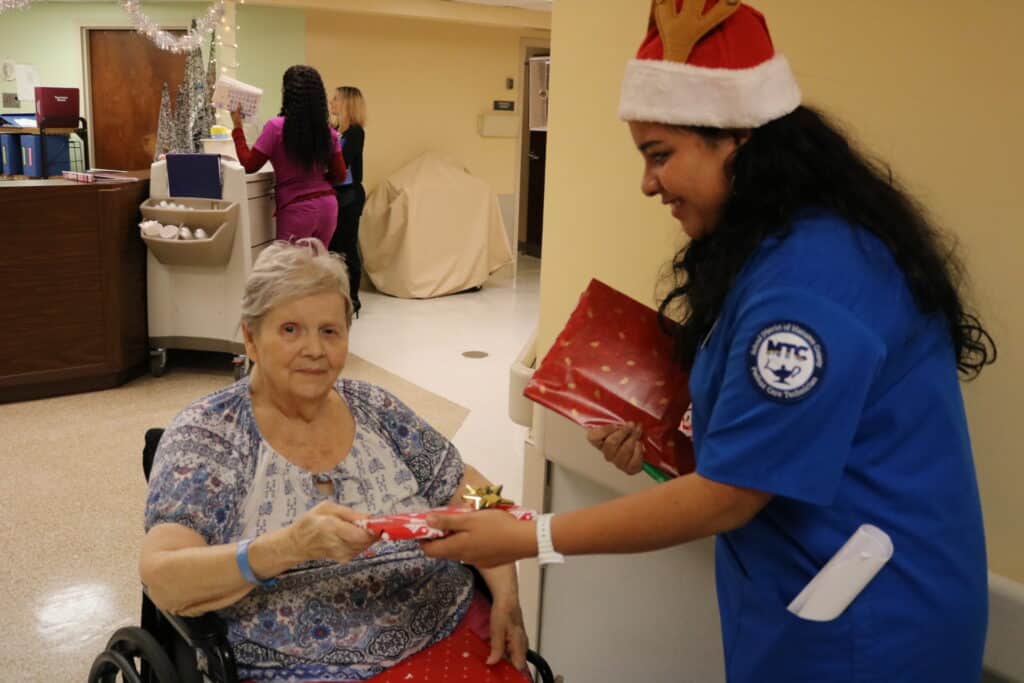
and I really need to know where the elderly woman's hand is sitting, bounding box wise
[488,595,528,670]
[287,501,375,563]
[230,106,244,129]
[586,423,645,475]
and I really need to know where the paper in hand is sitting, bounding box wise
[212,75,262,119]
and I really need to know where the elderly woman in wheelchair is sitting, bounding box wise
[138,239,533,682]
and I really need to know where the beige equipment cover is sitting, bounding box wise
[359,152,513,298]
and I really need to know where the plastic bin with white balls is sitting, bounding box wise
[139,197,240,267]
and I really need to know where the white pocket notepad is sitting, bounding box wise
[212,75,263,120]
[787,524,893,622]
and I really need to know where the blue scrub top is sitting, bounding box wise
[689,211,987,682]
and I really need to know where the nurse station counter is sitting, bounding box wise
[0,176,149,403]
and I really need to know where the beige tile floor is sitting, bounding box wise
[347,257,540,503]
[1,257,539,681]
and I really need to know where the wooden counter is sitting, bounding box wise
[0,176,150,403]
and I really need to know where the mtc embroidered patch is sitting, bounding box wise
[748,322,825,402]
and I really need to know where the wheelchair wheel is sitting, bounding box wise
[88,649,144,683]
[88,626,177,683]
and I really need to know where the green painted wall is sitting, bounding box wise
[0,3,305,127]
[236,4,307,123]
[1,3,209,115]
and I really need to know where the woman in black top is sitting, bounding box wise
[329,86,367,316]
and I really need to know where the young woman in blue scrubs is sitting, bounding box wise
[422,2,996,681]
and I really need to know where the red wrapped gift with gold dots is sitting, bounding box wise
[524,279,694,479]
[356,504,536,541]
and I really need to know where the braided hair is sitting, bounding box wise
[279,65,332,170]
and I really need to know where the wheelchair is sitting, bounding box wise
[88,428,556,683]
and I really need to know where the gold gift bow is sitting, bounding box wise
[462,484,515,510]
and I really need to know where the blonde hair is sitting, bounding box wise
[241,238,353,331]
[334,86,367,129]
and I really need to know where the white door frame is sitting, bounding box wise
[511,37,551,282]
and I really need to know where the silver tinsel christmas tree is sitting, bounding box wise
[154,81,174,160]
[184,23,207,151]
[205,30,218,130]
[173,82,191,153]
[154,26,218,156]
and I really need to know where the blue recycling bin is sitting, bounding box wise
[1,133,22,175]
[20,134,70,177]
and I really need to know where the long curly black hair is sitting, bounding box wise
[658,105,997,380]
[279,65,332,170]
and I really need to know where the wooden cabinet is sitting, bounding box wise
[0,178,149,403]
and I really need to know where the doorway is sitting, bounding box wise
[86,29,186,171]
[517,46,550,259]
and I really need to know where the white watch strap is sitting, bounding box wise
[536,513,565,566]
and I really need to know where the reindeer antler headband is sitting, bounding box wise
[619,0,801,129]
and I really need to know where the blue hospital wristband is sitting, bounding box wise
[236,538,277,588]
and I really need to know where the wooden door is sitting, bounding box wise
[88,30,186,171]
[518,48,550,259]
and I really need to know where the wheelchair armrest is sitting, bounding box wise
[527,650,555,683]
[141,588,240,682]
[162,609,230,651]
[142,589,229,651]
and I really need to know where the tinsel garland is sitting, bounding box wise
[119,0,225,54]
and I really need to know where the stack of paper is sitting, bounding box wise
[211,75,262,120]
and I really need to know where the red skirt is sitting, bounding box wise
[366,592,529,682]
[242,593,531,682]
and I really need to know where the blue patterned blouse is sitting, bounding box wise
[144,378,475,682]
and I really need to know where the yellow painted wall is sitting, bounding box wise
[539,0,1024,581]
[259,0,551,31]
[305,9,549,195]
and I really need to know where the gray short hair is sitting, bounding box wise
[241,238,353,331]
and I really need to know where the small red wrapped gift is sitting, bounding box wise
[524,279,694,479]
[356,505,536,541]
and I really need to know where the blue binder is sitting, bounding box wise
[166,153,222,199]
[20,134,70,177]
[1,134,22,174]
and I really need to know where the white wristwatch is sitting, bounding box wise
[536,513,565,566]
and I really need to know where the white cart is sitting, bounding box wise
[144,159,275,378]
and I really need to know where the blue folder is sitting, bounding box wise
[166,153,222,199]
[0,113,37,128]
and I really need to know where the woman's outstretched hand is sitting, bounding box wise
[419,510,537,568]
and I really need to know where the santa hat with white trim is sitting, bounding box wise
[619,0,801,129]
